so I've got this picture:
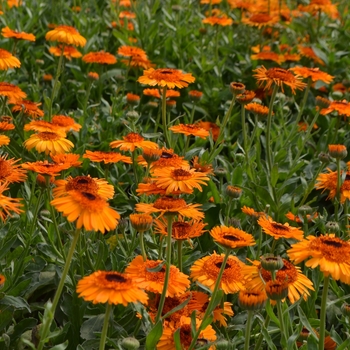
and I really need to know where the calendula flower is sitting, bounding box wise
[53,175,114,200]
[258,216,304,240]
[11,100,44,119]
[210,225,256,249]
[83,150,132,164]
[245,259,314,304]
[0,82,26,101]
[0,274,5,287]
[125,255,190,297]
[117,45,147,59]
[24,132,74,155]
[0,135,10,147]
[76,271,148,306]
[82,51,117,65]
[2,26,35,41]
[0,49,20,70]
[21,160,70,176]
[87,72,99,80]
[0,155,27,184]
[251,51,285,65]
[49,46,82,60]
[299,0,339,19]
[236,90,256,105]
[143,88,181,99]
[298,45,325,66]
[152,167,210,194]
[43,74,53,81]
[242,13,279,28]
[189,90,203,101]
[238,289,267,311]
[110,132,158,152]
[119,10,136,19]
[191,156,214,175]
[138,148,189,169]
[129,213,153,232]
[196,121,220,141]
[45,25,86,47]
[169,124,209,139]
[136,179,169,196]
[154,215,206,240]
[254,66,307,94]
[50,153,82,168]
[328,144,347,159]
[51,115,82,132]
[135,196,204,220]
[285,212,318,223]
[126,93,140,105]
[288,234,350,283]
[190,252,254,294]
[320,100,350,117]
[122,55,154,69]
[290,67,334,84]
[0,121,14,131]
[51,190,120,233]
[245,102,271,118]
[24,120,62,133]
[138,68,195,89]
[202,15,233,26]
[0,182,23,221]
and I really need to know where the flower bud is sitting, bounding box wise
[121,337,140,350]
[261,254,284,272]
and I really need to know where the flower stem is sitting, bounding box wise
[319,275,330,350]
[155,215,173,323]
[254,315,270,350]
[161,86,171,148]
[277,300,287,345]
[295,78,312,126]
[177,240,183,272]
[139,231,147,261]
[99,303,113,350]
[265,85,279,174]
[188,249,230,350]
[37,229,81,350]
[244,311,253,350]
[335,157,342,223]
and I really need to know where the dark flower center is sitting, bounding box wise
[161,152,174,159]
[215,262,231,269]
[322,239,343,248]
[223,234,240,241]
[271,223,289,231]
[81,192,96,200]
[105,273,127,283]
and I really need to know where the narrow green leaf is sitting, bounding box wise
[173,329,182,350]
[265,301,280,327]
[146,321,163,350]
[297,306,318,339]
[146,261,165,273]
[260,325,277,350]
[271,163,279,187]
[49,341,68,350]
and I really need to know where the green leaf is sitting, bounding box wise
[80,315,104,340]
[0,295,31,312]
[297,306,318,339]
[260,324,277,350]
[271,163,279,187]
[173,329,182,350]
[10,317,37,342]
[50,341,69,350]
[337,338,350,350]
[145,321,162,350]
[265,301,280,327]
[146,261,165,273]
[306,334,318,350]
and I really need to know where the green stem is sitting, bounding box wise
[254,314,270,350]
[188,249,230,350]
[155,215,173,323]
[318,276,330,350]
[265,85,279,174]
[295,78,312,126]
[37,229,81,350]
[177,240,183,272]
[244,311,253,350]
[132,150,139,185]
[161,86,171,148]
[99,303,113,350]
[277,300,287,345]
[139,231,147,261]
[335,157,342,223]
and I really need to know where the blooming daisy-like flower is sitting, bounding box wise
[236,90,256,105]
[117,45,147,59]
[245,259,314,304]
[298,45,325,66]
[138,148,189,169]
[0,49,20,70]
[0,82,26,101]
[11,100,44,119]
[125,255,190,297]
[24,120,62,133]
[76,270,148,306]
[0,182,23,221]
[52,115,82,132]
[191,156,214,175]
[289,67,334,84]
[21,160,70,176]
[2,26,35,41]
[82,51,117,65]
[119,10,136,19]
[24,132,74,155]
[191,252,255,294]
[51,190,120,233]
[45,25,86,47]
[169,124,209,139]
[83,150,132,164]
[320,100,350,117]
[210,225,256,249]
[138,68,195,89]
[202,15,233,26]
[242,13,279,28]
[299,0,339,19]
[0,121,15,131]
[0,135,10,147]
[254,66,307,94]
[288,234,350,283]
[285,211,318,223]
[136,179,169,196]
[315,168,350,202]
[196,121,220,141]
[143,88,181,99]
[157,316,216,350]
[122,55,154,69]
[50,153,82,168]
[152,167,210,194]
[245,102,271,118]
[251,52,285,65]
[258,216,304,240]
[53,175,114,200]
[153,215,206,240]
[0,155,27,184]
[135,196,204,220]
[110,132,158,152]
[49,46,82,60]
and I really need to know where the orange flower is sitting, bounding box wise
[320,100,350,117]
[11,100,44,119]
[45,25,86,47]
[119,10,136,19]
[23,132,74,155]
[21,160,70,176]
[121,55,154,69]
[202,15,233,26]
[51,190,120,233]
[49,46,82,60]
[138,68,195,89]
[253,66,307,94]
[0,121,14,131]
[87,72,99,80]
[245,102,271,118]
[0,49,20,70]
[189,90,203,101]
[289,67,334,84]
[196,121,220,141]
[137,148,189,169]
[110,132,158,152]
[251,51,285,65]
[82,51,117,65]
[143,88,180,99]
[210,225,256,249]
[117,45,147,59]
[0,135,10,147]
[51,115,82,132]
[125,255,190,297]
[298,45,325,66]
[0,155,27,184]
[24,120,63,134]
[285,212,318,223]
[43,74,53,81]
[50,153,82,168]
[2,26,35,41]
[169,124,209,139]
[0,82,26,101]
[0,182,23,222]
[242,13,279,28]
[126,93,140,104]
[258,216,304,240]
[83,150,132,164]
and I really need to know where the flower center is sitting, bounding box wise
[322,238,343,248]
[81,192,96,201]
[266,68,294,81]
[223,234,240,241]
[153,197,186,210]
[171,168,192,180]
[125,132,143,142]
[172,222,191,238]
[37,132,60,141]
[180,325,192,346]
[161,152,174,159]
[0,159,12,178]
[66,176,99,193]
[215,262,231,269]
[249,13,273,23]
[271,223,290,231]
[105,273,127,283]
